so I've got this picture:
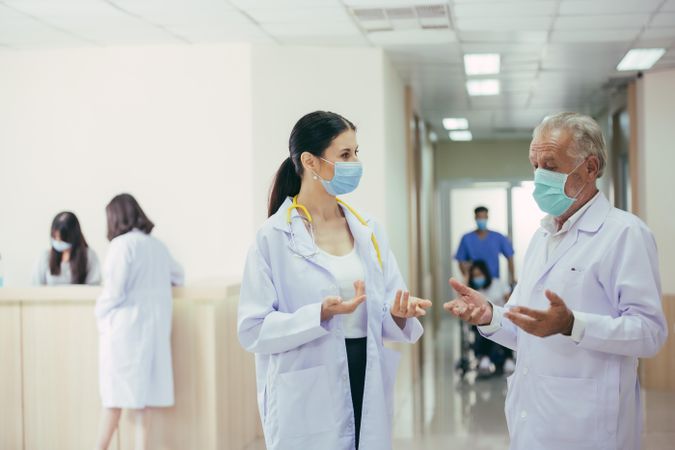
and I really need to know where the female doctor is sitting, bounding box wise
[238,111,432,450]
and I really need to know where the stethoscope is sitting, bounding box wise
[286,195,383,269]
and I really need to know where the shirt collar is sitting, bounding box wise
[540,191,601,236]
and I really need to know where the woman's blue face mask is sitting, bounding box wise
[51,239,72,252]
[315,157,363,196]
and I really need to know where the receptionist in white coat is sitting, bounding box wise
[445,112,667,450]
[238,111,432,450]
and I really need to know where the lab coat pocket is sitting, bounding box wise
[381,347,401,427]
[277,365,335,439]
[532,374,599,444]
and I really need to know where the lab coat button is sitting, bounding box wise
[521,411,527,419]
[523,367,529,375]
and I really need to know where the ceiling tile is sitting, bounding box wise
[241,7,352,24]
[261,21,360,37]
[230,0,340,8]
[453,1,558,18]
[275,35,370,46]
[650,13,675,28]
[458,30,548,44]
[640,27,675,40]
[554,14,651,30]
[559,0,663,15]
[456,17,553,32]
[369,29,456,46]
[551,29,640,43]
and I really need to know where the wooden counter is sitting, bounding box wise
[0,285,262,450]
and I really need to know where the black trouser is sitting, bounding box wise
[345,337,367,450]
[473,326,513,366]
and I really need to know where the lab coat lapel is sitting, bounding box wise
[534,227,580,284]
[532,192,611,285]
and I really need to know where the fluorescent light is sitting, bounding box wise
[464,53,500,75]
[617,48,666,71]
[442,117,469,130]
[466,79,500,96]
[449,130,473,141]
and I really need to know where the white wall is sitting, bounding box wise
[435,139,534,182]
[250,45,410,279]
[381,55,410,281]
[0,44,254,286]
[637,69,675,293]
[0,43,409,286]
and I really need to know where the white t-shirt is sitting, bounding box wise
[319,246,367,338]
[477,278,511,307]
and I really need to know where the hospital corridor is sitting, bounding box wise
[1,1,674,450]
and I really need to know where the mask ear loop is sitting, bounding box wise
[313,157,334,183]
[566,158,589,199]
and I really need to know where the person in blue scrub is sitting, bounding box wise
[455,206,516,286]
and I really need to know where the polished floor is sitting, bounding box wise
[248,317,675,449]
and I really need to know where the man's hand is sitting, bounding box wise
[443,278,493,326]
[321,280,367,322]
[503,290,574,337]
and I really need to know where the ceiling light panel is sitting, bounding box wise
[464,53,500,75]
[466,79,501,96]
[617,48,666,70]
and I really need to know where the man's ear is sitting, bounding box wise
[586,155,600,178]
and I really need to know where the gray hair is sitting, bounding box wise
[533,112,608,178]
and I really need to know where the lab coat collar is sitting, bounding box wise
[270,196,381,273]
[539,191,609,237]
[575,191,611,233]
[534,191,612,284]
[270,196,373,232]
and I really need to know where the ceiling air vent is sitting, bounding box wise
[351,4,450,33]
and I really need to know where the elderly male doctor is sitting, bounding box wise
[445,112,667,450]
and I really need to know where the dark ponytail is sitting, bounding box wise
[267,111,357,217]
[268,157,301,217]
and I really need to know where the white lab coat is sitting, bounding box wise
[95,229,184,409]
[482,193,667,450]
[238,198,424,450]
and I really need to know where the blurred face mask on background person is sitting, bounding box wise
[472,276,487,289]
[476,219,488,231]
[315,157,363,196]
[51,239,72,252]
[532,159,587,217]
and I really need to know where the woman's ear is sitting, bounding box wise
[300,152,317,173]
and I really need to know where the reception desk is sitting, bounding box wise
[0,284,262,450]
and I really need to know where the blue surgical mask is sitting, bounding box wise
[51,239,72,252]
[473,277,487,289]
[532,160,587,217]
[476,219,488,231]
[316,158,363,196]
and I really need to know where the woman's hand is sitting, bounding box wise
[390,290,433,329]
[320,280,367,322]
